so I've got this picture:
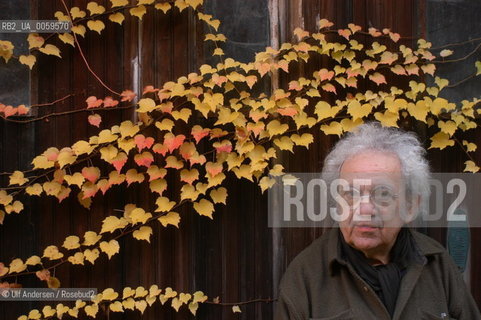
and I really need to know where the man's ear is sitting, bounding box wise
[404,194,421,223]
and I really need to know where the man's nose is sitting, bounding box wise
[358,194,375,215]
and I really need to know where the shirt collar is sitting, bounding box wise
[327,228,444,275]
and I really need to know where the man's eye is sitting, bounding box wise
[373,186,395,203]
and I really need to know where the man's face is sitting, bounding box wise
[338,151,408,262]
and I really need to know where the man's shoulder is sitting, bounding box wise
[281,229,336,281]
[409,229,446,256]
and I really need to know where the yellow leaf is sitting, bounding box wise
[99,240,120,259]
[137,98,156,113]
[320,121,343,136]
[122,297,135,310]
[63,235,80,250]
[71,25,87,37]
[138,0,155,4]
[87,20,105,34]
[155,196,176,212]
[102,288,119,301]
[100,216,129,234]
[84,304,99,317]
[438,120,457,136]
[135,286,148,298]
[83,231,101,246]
[135,300,148,313]
[43,245,64,260]
[462,140,477,152]
[186,0,203,9]
[72,140,94,155]
[172,108,192,122]
[475,61,481,76]
[110,301,123,312]
[119,120,140,138]
[259,176,276,193]
[109,12,125,24]
[155,2,172,13]
[232,305,241,313]
[314,101,340,120]
[130,208,152,224]
[407,100,428,123]
[57,148,77,168]
[193,199,214,219]
[340,118,363,132]
[189,302,199,315]
[213,48,224,56]
[160,287,177,304]
[87,2,106,15]
[150,179,167,195]
[25,255,41,266]
[155,119,175,131]
[130,5,147,19]
[43,181,61,196]
[111,0,129,8]
[42,305,56,318]
[266,120,289,136]
[39,44,61,57]
[374,111,399,127]
[273,136,294,152]
[58,33,74,47]
[27,34,44,49]
[98,129,118,144]
[435,76,449,90]
[70,7,86,19]
[157,211,181,229]
[210,187,227,204]
[19,54,36,69]
[122,287,135,299]
[347,100,372,120]
[84,248,100,264]
[133,226,153,242]
[9,258,27,273]
[431,97,453,115]
[27,310,41,320]
[439,49,453,57]
[429,132,455,150]
[464,161,480,173]
[290,133,314,147]
[0,190,13,206]
[67,252,85,265]
[9,171,28,186]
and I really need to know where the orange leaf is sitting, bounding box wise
[206,162,223,177]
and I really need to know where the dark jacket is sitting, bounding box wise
[275,228,481,320]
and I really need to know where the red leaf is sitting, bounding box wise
[153,143,169,156]
[111,152,128,172]
[163,133,186,153]
[134,134,155,152]
[134,151,154,167]
[81,167,101,183]
[86,96,103,109]
[3,105,17,118]
[191,126,210,143]
[143,85,158,94]
[88,114,102,127]
[17,104,30,115]
[120,90,136,102]
[103,96,119,107]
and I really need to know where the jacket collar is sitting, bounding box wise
[327,228,444,275]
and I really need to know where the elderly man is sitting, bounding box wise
[275,123,481,320]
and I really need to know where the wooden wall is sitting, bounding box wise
[0,0,479,319]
